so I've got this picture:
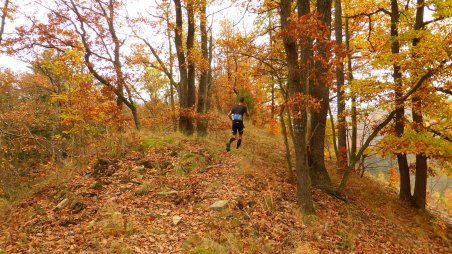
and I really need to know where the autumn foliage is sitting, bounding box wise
[0,0,451,252]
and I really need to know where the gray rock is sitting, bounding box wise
[156,190,178,196]
[172,215,182,225]
[53,198,69,211]
[209,200,228,210]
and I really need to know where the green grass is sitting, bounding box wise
[174,151,209,176]
[206,180,223,192]
[0,198,11,221]
[90,180,103,190]
[337,229,355,252]
[33,205,46,215]
[140,136,177,150]
[191,247,217,254]
[134,182,152,196]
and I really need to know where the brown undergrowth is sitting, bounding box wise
[0,125,450,253]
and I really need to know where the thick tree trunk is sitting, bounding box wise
[391,0,412,202]
[197,0,208,136]
[130,105,141,130]
[174,0,194,135]
[413,148,428,208]
[412,0,428,209]
[186,2,196,135]
[335,0,347,169]
[309,0,332,188]
[281,0,314,214]
[298,0,313,169]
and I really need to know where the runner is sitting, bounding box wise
[226,97,250,152]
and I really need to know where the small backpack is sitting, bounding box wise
[232,114,243,121]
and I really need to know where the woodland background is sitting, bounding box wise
[0,0,451,253]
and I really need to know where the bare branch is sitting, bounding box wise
[0,0,9,43]
[435,87,452,95]
[136,34,178,86]
[422,16,446,28]
[426,127,452,142]
[346,8,391,19]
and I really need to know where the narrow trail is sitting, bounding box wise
[0,128,450,253]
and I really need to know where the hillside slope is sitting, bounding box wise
[0,126,450,253]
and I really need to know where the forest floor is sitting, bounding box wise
[0,125,451,253]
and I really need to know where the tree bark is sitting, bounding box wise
[281,0,314,214]
[186,2,196,132]
[280,106,294,183]
[328,104,339,161]
[391,0,412,202]
[412,0,428,209]
[0,0,9,43]
[205,33,214,118]
[166,3,177,132]
[335,0,347,169]
[351,96,357,160]
[174,0,194,135]
[287,108,295,141]
[345,17,357,162]
[106,0,124,110]
[197,0,208,136]
[309,0,332,188]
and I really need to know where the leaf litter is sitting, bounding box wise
[0,134,450,253]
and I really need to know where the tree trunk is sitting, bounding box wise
[412,0,428,209]
[281,0,314,214]
[108,1,124,111]
[335,0,347,169]
[391,0,412,202]
[174,0,193,135]
[413,147,428,208]
[351,96,357,160]
[280,106,294,183]
[328,104,339,161]
[166,5,177,132]
[309,0,332,188]
[205,33,214,120]
[186,2,196,135]
[197,0,208,137]
[130,105,141,130]
[0,0,10,44]
[298,0,313,170]
[345,17,357,162]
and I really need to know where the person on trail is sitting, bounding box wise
[226,97,250,152]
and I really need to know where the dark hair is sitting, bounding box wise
[239,97,245,103]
